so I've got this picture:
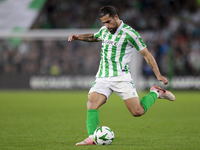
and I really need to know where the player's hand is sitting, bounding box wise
[157,75,168,85]
[68,34,78,41]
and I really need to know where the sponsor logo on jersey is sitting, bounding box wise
[102,39,118,46]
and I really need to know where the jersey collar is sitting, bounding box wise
[114,20,123,35]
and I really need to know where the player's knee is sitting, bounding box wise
[87,93,107,110]
[131,109,145,117]
[87,100,97,110]
[87,99,102,110]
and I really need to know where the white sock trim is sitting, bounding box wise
[89,135,94,139]
[151,90,159,98]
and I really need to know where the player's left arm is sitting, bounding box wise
[139,47,168,85]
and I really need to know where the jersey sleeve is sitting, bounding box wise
[127,30,146,52]
[94,26,106,41]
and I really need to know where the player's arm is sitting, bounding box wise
[68,34,99,42]
[139,47,168,85]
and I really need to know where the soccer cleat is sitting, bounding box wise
[150,86,175,101]
[76,137,96,145]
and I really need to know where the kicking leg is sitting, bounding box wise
[150,86,175,101]
[141,86,175,112]
[124,97,145,117]
[125,86,175,116]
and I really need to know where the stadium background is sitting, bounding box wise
[1,1,200,150]
[0,0,200,90]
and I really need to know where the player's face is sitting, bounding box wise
[100,14,119,34]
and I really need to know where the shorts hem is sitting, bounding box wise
[88,90,109,101]
[123,95,139,101]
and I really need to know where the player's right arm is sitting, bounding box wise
[68,34,99,42]
[140,47,168,85]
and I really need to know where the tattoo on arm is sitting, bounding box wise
[78,34,97,42]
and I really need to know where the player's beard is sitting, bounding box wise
[108,20,118,34]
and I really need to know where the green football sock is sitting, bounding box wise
[140,91,158,112]
[86,109,99,136]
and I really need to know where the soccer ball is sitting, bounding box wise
[93,126,114,145]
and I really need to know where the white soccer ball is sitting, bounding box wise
[94,126,114,145]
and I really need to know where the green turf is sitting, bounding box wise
[0,90,200,150]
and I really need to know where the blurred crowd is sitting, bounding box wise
[0,40,101,75]
[32,0,200,31]
[0,0,200,76]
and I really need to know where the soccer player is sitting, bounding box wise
[68,5,175,145]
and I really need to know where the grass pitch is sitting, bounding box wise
[0,90,200,150]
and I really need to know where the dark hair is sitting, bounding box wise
[99,5,119,18]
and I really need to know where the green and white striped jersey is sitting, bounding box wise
[94,21,146,78]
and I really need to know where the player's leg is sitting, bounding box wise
[76,78,112,145]
[124,97,145,117]
[76,92,107,146]
[87,92,107,110]
[140,86,175,112]
[125,86,176,115]
[112,80,175,116]
[150,86,175,101]
[111,80,146,116]
[86,92,107,138]
[124,90,158,116]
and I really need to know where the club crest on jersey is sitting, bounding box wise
[102,39,118,46]
[117,34,121,38]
